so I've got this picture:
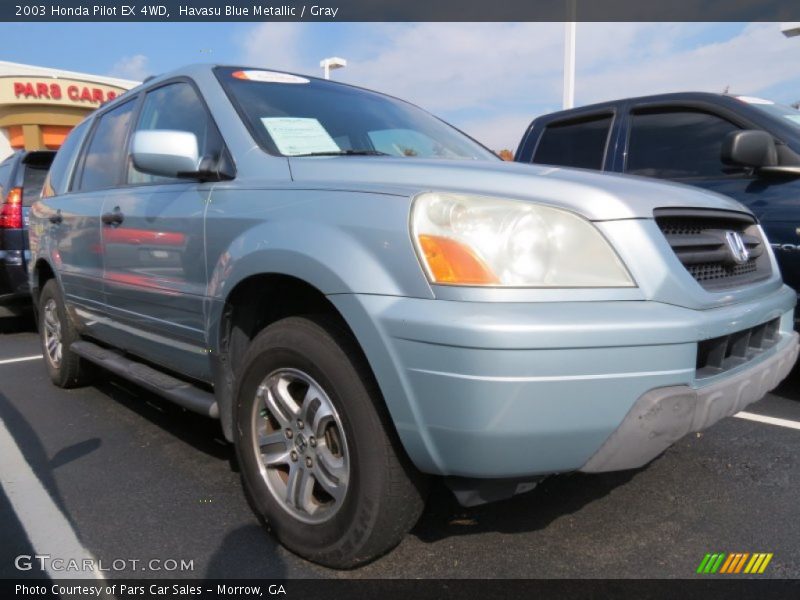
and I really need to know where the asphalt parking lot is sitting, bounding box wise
[2,316,800,580]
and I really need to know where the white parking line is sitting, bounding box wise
[0,418,104,580]
[735,411,800,431]
[0,355,42,365]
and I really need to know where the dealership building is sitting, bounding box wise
[0,61,139,161]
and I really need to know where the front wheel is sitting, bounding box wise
[234,315,427,568]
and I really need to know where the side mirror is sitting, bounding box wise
[721,130,800,178]
[131,130,199,178]
[721,130,777,169]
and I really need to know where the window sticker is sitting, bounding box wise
[232,70,310,84]
[261,117,340,156]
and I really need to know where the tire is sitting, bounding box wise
[234,315,427,568]
[39,279,94,388]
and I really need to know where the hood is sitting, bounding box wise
[287,157,749,221]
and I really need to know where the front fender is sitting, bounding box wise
[204,188,434,441]
[205,188,434,304]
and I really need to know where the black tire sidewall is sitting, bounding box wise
[39,279,80,387]
[234,319,389,564]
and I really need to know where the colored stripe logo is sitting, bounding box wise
[697,552,773,574]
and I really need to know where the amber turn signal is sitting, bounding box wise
[418,234,499,285]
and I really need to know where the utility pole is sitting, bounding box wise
[562,0,577,109]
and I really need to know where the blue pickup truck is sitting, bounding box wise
[516,92,800,316]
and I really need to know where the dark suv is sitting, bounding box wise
[515,92,800,318]
[0,150,55,317]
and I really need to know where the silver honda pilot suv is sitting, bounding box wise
[29,64,798,567]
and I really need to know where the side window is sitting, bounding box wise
[0,161,11,198]
[128,81,223,185]
[76,100,136,192]
[533,114,613,170]
[626,109,741,179]
[44,120,90,197]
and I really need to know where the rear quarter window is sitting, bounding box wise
[533,114,613,170]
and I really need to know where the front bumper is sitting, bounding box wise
[581,331,798,472]
[331,284,797,479]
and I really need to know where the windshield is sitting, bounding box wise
[746,101,800,131]
[215,67,497,161]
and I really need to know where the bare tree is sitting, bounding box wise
[496,149,514,161]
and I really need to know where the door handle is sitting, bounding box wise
[102,208,124,227]
[49,210,63,225]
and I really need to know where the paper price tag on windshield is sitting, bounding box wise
[261,117,340,156]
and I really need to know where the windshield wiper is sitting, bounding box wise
[294,149,390,157]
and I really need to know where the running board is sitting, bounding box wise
[70,340,219,418]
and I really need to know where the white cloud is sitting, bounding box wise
[338,23,565,112]
[239,23,308,74]
[108,54,150,81]
[237,22,800,150]
[577,23,800,103]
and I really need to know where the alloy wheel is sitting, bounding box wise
[43,298,63,368]
[252,368,350,524]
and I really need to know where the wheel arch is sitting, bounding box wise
[30,258,56,311]
[212,273,398,447]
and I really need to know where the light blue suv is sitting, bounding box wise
[29,64,798,568]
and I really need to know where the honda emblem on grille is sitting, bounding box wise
[725,231,750,265]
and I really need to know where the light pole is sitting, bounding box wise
[562,0,577,109]
[563,22,576,109]
[781,22,800,37]
[320,57,347,80]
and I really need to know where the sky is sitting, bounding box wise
[1,21,799,150]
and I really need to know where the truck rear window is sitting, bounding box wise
[22,164,50,205]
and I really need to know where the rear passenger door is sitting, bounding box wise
[52,101,136,331]
[99,80,225,381]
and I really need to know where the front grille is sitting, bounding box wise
[696,318,780,378]
[654,208,771,290]
[686,260,757,283]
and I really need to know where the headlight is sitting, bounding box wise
[410,192,634,287]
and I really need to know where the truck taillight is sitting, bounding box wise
[0,187,23,229]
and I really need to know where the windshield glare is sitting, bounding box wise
[215,67,496,161]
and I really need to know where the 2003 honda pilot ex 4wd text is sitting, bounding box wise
[28,64,798,568]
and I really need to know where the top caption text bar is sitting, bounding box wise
[3,0,800,22]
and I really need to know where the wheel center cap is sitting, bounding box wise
[294,432,307,453]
